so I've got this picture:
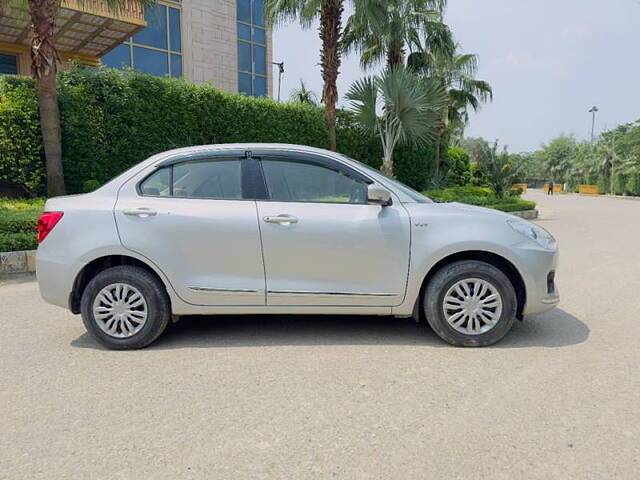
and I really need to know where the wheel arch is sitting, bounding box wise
[69,254,171,314]
[416,250,526,320]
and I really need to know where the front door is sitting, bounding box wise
[115,155,266,306]
[256,155,411,306]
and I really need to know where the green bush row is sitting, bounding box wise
[423,186,536,212]
[0,232,37,252]
[0,67,450,196]
[0,198,43,251]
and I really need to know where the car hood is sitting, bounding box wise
[432,201,514,220]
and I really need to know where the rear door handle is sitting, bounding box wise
[123,208,157,218]
[263,214,298,225]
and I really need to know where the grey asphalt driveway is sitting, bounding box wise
[1,189,639,479]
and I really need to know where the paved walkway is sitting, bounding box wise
[1,190,639,478]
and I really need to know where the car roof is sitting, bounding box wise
[148,143,337,163]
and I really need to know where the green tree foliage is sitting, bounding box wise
[476,140,521,199]
[541,135,577,182]
[289,80,318,105]
[444,146,470,185]
[408,42,492,174]
[523,120,640,196]
[461,136,489,164]
[343,0,448,68]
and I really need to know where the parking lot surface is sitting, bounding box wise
[1,189,639,479]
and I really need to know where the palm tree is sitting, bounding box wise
[289,79,318,104]
[478,141,520,199]
[266,0,344,151]
[408,43,492,175]
[0,0,156,197]
[342,0,449,69]
[345,65,447,177]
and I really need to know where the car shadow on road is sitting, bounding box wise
[71,308,588,350]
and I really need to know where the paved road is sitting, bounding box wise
[1,190,639,479]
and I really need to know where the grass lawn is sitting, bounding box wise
[0,198,45,252]
[423,186,536,213]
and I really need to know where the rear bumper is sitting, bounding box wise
[36,251,75,310]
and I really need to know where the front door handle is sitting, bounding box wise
[123,208,157,218]
[263,214,298,225]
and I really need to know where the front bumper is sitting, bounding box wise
[513,242,560,316]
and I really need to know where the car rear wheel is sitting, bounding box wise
[423,260,517,347]
[80,266,170,349]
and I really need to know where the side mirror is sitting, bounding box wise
[367,184,392,206]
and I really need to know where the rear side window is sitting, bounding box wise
[261,159,368,204]
[139,159,242,199]
[173,160,241,199]
[140,168,171,196]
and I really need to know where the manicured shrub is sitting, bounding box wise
[0,67,446,195]
[0,232,37,252]
[0,77,46,196]
[625,173,640,196]
[443,146,471,186]
[612,174,625,195]
[597,175,609,194]
[0,197,43,251]
[422,186,535,212]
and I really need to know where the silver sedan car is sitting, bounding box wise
[36,144,559,349]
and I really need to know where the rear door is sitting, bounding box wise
[115,153,266,306]
[255,153,411,306]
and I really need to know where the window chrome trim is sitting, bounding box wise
[267,290,399,297]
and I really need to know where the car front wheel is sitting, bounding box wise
[424,260,517,347]
[80,266,170,349]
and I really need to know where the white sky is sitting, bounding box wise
[272,0,640,152]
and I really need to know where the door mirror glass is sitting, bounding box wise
[367,184,392,206]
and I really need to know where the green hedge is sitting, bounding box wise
[0,232,37,252]
[0,198,44,251]
[626,173,640,196]
[0,77,45,195]
[0,67,445,195]
[423,186,536,212]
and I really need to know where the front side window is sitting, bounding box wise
[102,1,182,78]
[140,159,242,199]
[261,159,368,204]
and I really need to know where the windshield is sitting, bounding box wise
[338,154,433,204]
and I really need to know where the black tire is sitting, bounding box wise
[80,266,171,350]
[423,260,517,347]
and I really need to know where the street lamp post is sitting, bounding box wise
[588,106,599,144]
[272,61,284,102]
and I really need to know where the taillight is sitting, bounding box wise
[37,211,64,243]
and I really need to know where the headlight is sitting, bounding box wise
[508,220,557,250]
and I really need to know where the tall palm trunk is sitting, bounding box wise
[386,38,404,69]
[30,0,65,196]
[386,48,404,68]
[319,0,343,151]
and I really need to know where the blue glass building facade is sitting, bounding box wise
[101,0,268,98]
